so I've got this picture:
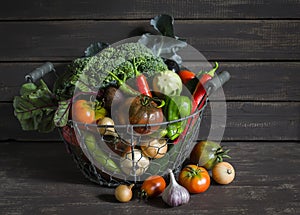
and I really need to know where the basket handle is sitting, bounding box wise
[204,70,230,95]
[25,62,55,83]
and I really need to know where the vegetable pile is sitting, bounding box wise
[13,14,234,207]
[116,140,235,207]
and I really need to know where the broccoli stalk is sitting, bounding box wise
[107,71,139,96]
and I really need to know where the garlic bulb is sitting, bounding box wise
[120,149,150,176]
[162,169,190,207]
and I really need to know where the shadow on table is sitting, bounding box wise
[97,193,168,208]
[1,141,90,185]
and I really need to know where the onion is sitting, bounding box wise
[212,161,235,185]
[114,184,134,203]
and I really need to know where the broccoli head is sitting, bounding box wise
[73,42,168,92]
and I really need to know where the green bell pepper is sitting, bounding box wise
[166,95,192,140]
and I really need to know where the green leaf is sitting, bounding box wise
[13,79,57,133]
[150,14,175,38]
[84,42,110,57]
[38,108,57,132]
[53,57,93,100]
[20,83,38,96]
[53,100,71,127]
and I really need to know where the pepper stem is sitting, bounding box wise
[207,62,219,77]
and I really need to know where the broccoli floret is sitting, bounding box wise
[114,42,154,61]
[76,42,168,92]
[55,42,169,97]
[111,42,167,77]
[68,57,92,75]
[136,56,168,77]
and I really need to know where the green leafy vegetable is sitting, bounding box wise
[13,80,57,133]
[53,57,93,100]
[140,14,187,64]
[77,42,167,92]
[150,14,175,38]
[13,14,181,134]
[53,100,71,127]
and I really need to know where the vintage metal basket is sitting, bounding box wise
[25,52,230,188]
[61,98,206,187]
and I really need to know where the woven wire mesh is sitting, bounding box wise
[59,98,207,187]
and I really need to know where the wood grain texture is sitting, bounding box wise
[1,61,299,102]
[1,20,299,61]
[1,0,300,20]
[200,101,300,141]
[0,141,299,214]
[1,0,299,213]
[2,102,300,141]
[0,62,66,102]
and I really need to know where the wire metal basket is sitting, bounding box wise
[60,98,207,187]
[25,61,230,188]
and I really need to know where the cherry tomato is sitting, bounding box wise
[178,70,196,85]
[178,164,210,194]
[140,175,166,198]
[72,100,95,124]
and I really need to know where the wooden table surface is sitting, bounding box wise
[0,1,299,214]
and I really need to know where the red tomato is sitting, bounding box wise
[128,95,164,134]
[140,175,166,198]
[72,100,95,124]
[178,70,196,85]
[178,164,210,194]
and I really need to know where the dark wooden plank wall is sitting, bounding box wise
[1,0,299,142]
[1,20,300,61]
[1,1,300,214]
[1,0,300,19]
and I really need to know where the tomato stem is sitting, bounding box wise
[215,147,231,165]
[186,166,202,177]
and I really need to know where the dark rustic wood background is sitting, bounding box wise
[0,0,299,214]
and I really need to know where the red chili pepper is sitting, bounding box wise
[191,62,218,113]
[173,62,219,145]
[132,58,152,97]
[136,74,152,97]
[178,70,196,85]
